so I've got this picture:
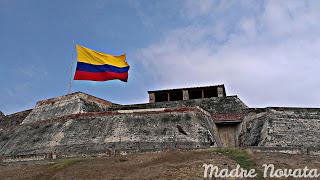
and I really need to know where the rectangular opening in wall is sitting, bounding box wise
[155,92,168,102]
[188,89,202,99]
[169,90,183,101]
[203,88,218,98]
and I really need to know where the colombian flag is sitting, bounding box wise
[74,45,129,82]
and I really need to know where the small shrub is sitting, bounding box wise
[50,158,83,170]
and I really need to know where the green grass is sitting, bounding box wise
[50,158,83,170]
[212,148,263,179]
[213,148,256,170]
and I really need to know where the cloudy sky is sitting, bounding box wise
[1,0,320,114]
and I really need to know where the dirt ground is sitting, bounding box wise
[1,148,320,180]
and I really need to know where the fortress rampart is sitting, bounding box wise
[1,85,320,161]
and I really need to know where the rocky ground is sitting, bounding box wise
[1,148,320,180]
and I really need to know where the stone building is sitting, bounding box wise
[148,85,226,103]
[1,84,320,161]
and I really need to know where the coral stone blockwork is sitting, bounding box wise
[0,107,220,157]
[2,84,320,161]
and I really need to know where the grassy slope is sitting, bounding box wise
[1,148,320,180]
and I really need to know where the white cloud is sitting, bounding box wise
[135,0,320,107]
[181,0,215,18]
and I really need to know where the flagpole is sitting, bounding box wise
[67,42,75,94]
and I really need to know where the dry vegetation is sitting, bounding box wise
[1,148,320,179]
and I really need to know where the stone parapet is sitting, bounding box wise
[22,92,114,124]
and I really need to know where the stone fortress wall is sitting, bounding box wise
[1,85,320,161]
[239,107,320,148]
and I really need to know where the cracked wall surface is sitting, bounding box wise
[0,109,32,131]
[2,90,320,160]
[0,107,220,157]
[239,108,320,148]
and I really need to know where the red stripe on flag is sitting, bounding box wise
[74,70,128,82]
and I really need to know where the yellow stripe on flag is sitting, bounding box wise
[76,45,129,68]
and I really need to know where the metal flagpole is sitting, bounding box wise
[67,42,75,94]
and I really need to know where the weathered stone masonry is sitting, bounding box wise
[1,84,320,161]
[239,107,320,148]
